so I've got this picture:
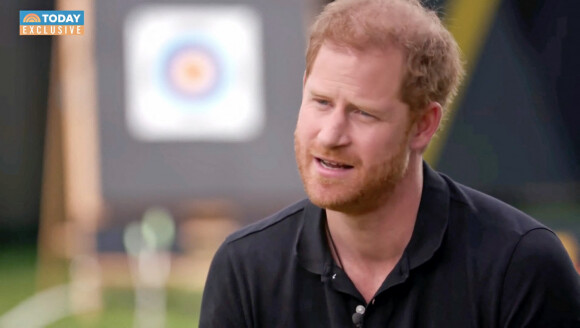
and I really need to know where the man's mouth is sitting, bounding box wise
[316,158,354,170]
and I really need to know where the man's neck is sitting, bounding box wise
[326,157,423,261]
[325,156,423,301]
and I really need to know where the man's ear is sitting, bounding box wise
[409,102,442,152]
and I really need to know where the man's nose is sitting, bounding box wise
[317,110,351,148]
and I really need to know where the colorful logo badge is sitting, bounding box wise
[20,10,84,36]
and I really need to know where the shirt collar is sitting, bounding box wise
[296,201,330,275]
[405,161,449,269]
[295,161,450,275]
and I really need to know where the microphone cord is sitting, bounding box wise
[325,218,344,270]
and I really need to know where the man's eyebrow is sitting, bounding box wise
[309,90,327,98]
[305,86,328,98]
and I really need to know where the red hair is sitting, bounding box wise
[305,0,464,113]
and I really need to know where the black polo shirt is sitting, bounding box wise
[199,163,580,327]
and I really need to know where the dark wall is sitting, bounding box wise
[0,0,53,244]
[438,0,580,202]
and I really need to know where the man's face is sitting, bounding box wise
[294,43,414,214]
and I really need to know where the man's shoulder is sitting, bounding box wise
[434,173,580,325]
[441,173,548,234]
[224,198,310,245]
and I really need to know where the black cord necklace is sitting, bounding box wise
[325,218,344,269]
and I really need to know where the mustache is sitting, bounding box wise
[307,146,361,166]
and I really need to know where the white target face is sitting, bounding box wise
[124,5,264,142]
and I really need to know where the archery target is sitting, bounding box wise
[124,5,264,142]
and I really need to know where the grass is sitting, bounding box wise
[0,246,37,314]
[0,246,202,327]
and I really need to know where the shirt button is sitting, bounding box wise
[355,305,365,314]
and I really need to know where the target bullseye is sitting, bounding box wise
[165,44,221,100]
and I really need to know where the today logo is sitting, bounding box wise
[20,10,84,36]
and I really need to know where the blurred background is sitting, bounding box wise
[1,0,579,327]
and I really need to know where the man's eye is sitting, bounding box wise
[314,99,330,106]
[354,109,374,118]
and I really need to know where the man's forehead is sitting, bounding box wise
[319,41,401,59]
[308,43,405,85]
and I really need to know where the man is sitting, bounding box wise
[200,0,580,326]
